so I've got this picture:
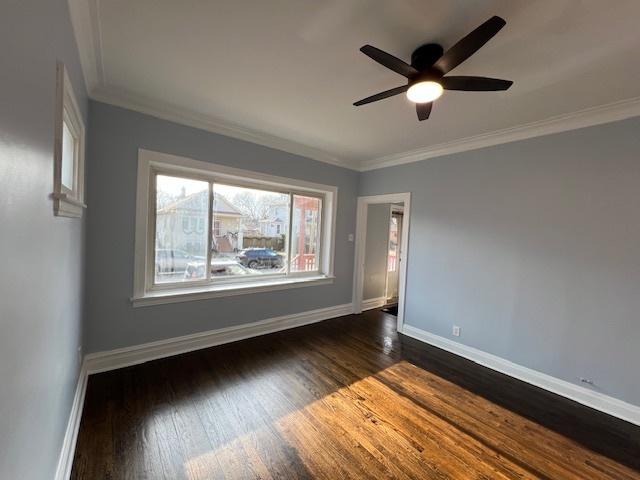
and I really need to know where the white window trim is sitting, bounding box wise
[53,62,86,218]
[132,149,337,307]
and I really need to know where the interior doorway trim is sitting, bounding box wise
[352,193,411,333]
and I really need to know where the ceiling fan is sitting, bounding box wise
[353,16,513,121]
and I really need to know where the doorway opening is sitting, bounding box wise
[353,193,411,332]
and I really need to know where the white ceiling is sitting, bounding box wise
[71,0,640,170]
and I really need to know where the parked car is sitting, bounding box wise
[155,249,204,274]
[184,259,252,279]
[236,248,284,269]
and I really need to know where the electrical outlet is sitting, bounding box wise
[348,234,354,242]
[452,325,461,337]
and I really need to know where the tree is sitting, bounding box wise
[233,191,270,230]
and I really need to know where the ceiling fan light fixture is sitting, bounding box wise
[406,81,443,103]
[354,16,511,120]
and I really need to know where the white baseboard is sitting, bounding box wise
[362,296,387,311]
[402,324,640,426]
[54,362,89,480]
[85,303,353,374]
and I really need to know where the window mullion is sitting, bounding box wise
[317,197,323,274]
[286,193,294,276]
[150,172,158,289]
[206,181,214,282]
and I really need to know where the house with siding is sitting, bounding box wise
[260,200,289,237]
[156,191,243,254]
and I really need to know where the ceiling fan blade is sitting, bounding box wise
[416,102,432,121]
[360,45,418,78]
[353,85,408,106]
[441,76,513,91]
[433,16,506,74]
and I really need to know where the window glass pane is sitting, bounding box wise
[155,175,209,283]
[290,195,321,272]
[212,184,289,277]
[61,120,76,190]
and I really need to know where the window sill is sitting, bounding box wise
[52,192,86,218]
[131,275,335,307]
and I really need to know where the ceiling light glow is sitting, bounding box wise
[406,81,443,103]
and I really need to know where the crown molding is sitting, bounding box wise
[360,96,640,171]
[91,89,640,174]
[91,87,354,169]
[67,0,104,92]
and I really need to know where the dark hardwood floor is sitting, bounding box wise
[71,310,640,479]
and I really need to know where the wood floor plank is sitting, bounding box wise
[281,337,537,479]
[71,310,640,479]
[379,362,638,479]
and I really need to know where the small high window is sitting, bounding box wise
[53,62,85,217]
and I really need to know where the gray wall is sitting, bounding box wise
[84,101,358,353]
[363,204,390,300]
[0,1,88,479]
[359,117,640,407]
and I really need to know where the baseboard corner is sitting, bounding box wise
[362,296,387,311]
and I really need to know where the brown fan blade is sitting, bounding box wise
[441,76,513,91]
[353,85,408,106]
[416,102,432,121]
[360,45,418,78]
[433,16,506,74]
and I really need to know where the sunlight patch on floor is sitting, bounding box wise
[183,360,638,479]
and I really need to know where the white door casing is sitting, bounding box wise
[353,193,411,333]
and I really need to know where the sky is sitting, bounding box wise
[156,174,288,204]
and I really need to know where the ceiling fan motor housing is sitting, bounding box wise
[410,43,444,72]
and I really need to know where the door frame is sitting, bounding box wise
[352,193,411,333]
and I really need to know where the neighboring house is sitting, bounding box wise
[260,200,289,237]
[212,194,244,253]
[156,190,243,254]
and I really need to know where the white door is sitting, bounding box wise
[386,211,403,301]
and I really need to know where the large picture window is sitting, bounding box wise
[134,150,336,305]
